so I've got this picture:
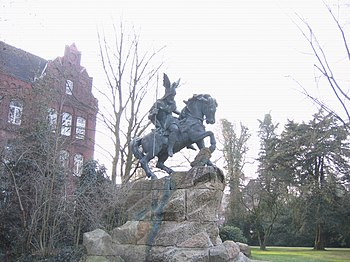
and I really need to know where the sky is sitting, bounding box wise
[1,0,348,179]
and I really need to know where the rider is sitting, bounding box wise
[148,74,180,157]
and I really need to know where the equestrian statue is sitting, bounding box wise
[130,73,218,179]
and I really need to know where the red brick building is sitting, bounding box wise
[0,41,98,175]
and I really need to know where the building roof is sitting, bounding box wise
[0,41,48,83]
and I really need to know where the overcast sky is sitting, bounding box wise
[1,0,348,179]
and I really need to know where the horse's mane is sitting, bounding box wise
[180,94,217,121]
[185,94,212,104]
[184,94,218,108]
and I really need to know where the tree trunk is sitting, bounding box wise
[257,230,267,250]
[314,223,325,250]
[111,155,118,184]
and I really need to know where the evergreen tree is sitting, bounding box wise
[245,113,285,250]
[279,111,350,249]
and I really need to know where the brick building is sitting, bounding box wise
[0,41,98,175]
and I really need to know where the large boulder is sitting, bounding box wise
[83,229,116,256]
[83,166,251,262]
[236,242,252,258]
[208,241,240,262]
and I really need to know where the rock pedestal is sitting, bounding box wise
[83,166,251,262]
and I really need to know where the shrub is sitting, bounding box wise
[219,225,247,243]
[15,246,86,262]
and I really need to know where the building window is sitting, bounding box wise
[65,79,73,95]
[8,100,23,125]
[59,150,69,169]
[61,112,72,136]
[48,108,57,132]
[73,154,84,176]
[3,142,14,164]
[76,116,86,139]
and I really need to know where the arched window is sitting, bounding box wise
[59,150,70,169]
[73,154,84,176]
[8,100,23,125]
[76,116,86,139]
[48,108,57,132]
[61,112,72,136]
[3,142,14,164]
[65,79,73,95]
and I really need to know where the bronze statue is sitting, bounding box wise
[130,74,218,179]
[148,74,181,157]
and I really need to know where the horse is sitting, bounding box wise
[130,94,218,179]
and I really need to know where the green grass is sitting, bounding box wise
[251,246,350,262]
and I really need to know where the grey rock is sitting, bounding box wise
[236,242,252,258]
[83,167,251,262]
[83,229,116,256]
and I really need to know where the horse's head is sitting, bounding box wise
[200,95,218,124]
[182,94,217,124]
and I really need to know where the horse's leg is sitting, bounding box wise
[193,131,216,153]
[156,153,174,174]
[193,131,216,166]
[196,139,205,150]
[139,152,157,179]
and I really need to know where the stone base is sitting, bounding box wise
[83,167,251,262]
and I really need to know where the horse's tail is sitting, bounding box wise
[130,137,144,160]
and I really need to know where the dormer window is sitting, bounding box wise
[65,79,73,95]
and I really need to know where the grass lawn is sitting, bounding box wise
[251,246,350,262]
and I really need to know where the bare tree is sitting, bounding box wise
[296,2,350,126]
[219,119,250,226]
[0,76,119,259]
[97,22,164,184]
[0,108,71,256]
